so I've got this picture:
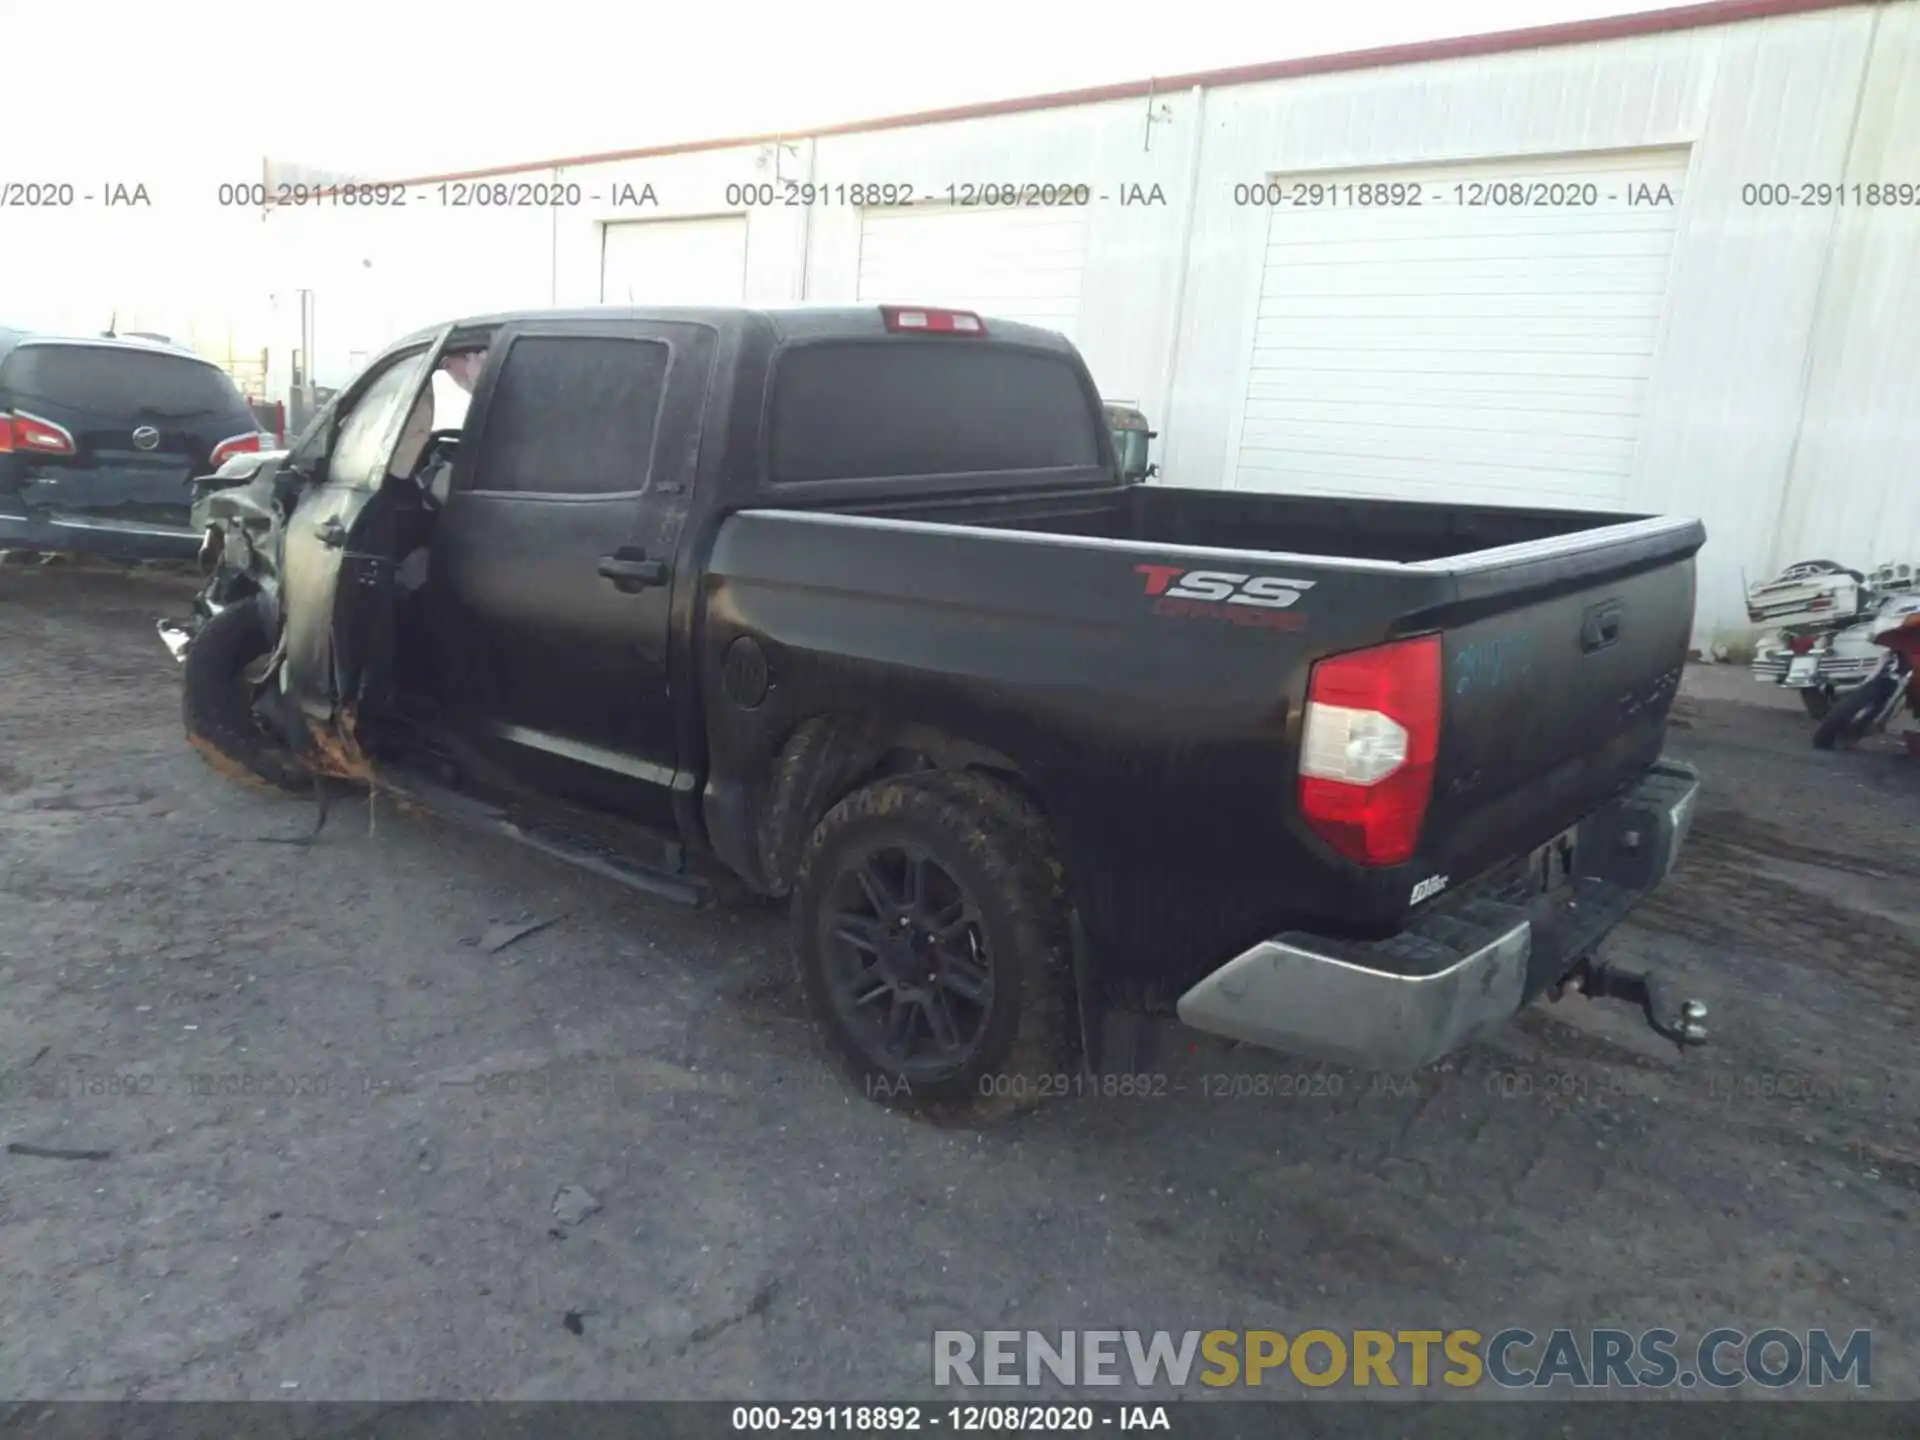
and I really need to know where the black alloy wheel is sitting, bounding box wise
[819,840,996,1083]
[791,771,1073,1115]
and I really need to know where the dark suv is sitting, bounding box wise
[0,329,265,561]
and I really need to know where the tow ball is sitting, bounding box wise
[1552,960,1710,1051]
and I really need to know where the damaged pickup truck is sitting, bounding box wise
[169,304,1709,1116]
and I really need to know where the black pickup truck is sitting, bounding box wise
[175,304,1707,1115]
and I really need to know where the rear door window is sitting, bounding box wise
[1,344,250,424]
[469,336,670,496]
[767,341,1102,484]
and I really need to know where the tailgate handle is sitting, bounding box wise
[1582,601,1624,653]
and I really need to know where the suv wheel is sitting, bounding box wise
[791,771,1073,1119]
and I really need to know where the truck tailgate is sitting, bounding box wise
[1418,516,1701,885]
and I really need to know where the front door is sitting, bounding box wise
[425,319,713,829]
[279,342,439,725]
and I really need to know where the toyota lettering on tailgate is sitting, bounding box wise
[1134,564,1314,630]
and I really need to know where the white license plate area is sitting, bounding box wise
[1786,656,1820,684]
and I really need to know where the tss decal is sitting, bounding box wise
[1135,565,1316,630]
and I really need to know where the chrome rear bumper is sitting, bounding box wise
[1176,760,1702,1073]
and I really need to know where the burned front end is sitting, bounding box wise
[157,449,296,660]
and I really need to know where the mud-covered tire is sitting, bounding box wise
[791,771,1073,1121]
[182,598,306,792]
[1812,675,1893,751]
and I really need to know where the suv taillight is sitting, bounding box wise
[1297,634,1443,867]
[880,305,986,335]
[210,431,264,467]
[1,411,77,457]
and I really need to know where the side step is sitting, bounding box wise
[374,767,713,909]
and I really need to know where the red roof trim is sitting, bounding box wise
[370,0,1876,187]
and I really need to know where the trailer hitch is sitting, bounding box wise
[1555,960,1709,1051]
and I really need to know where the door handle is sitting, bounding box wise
[314,519,347,548]
[598,550,670,592]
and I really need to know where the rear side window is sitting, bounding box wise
[0,344,250,421]
[767,341,1101,485]
[470,336,669,496]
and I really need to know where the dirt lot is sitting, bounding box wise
[1,562,1915,1405]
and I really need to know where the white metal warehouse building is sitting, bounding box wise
[262,0,1920,650]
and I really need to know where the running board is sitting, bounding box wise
[375,767,713,909]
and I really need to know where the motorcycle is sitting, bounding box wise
[1811,593,1920,755]
[1746,560,1876,719]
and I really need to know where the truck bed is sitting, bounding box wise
[702,479,1703,1005]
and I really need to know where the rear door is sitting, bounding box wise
[426,318,714,829]
[0,341,259,530]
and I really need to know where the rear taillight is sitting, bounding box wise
[210,431,264,467]
[2,411,77,457]
[880,305,986,335]
[1297,634,1443,868]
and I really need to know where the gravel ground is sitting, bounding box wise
[0,562,1915,1406]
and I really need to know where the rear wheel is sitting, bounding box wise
[1812,674,1894,751]
[791,771,1073,1120]
[182,598,306,792]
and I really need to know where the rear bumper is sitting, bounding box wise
[1175,760,1701,1072]
[0,507,199,562]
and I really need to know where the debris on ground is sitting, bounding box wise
[551,1184,602,1226]
[7,1142,113,1162]
[475,914,562,955]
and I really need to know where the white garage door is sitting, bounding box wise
[599,217,748,305]
[856,205,1087,335]
[1234,148,1688,509]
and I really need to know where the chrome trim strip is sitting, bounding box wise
[488,722,676,786]
[46,517,195,539]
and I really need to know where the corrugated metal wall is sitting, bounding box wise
[262,0,1920,647]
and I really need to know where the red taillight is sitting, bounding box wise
[1297,634,1443,868]
[880,305,986,335]
[3,411,77,457]
[210,431,264,467]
